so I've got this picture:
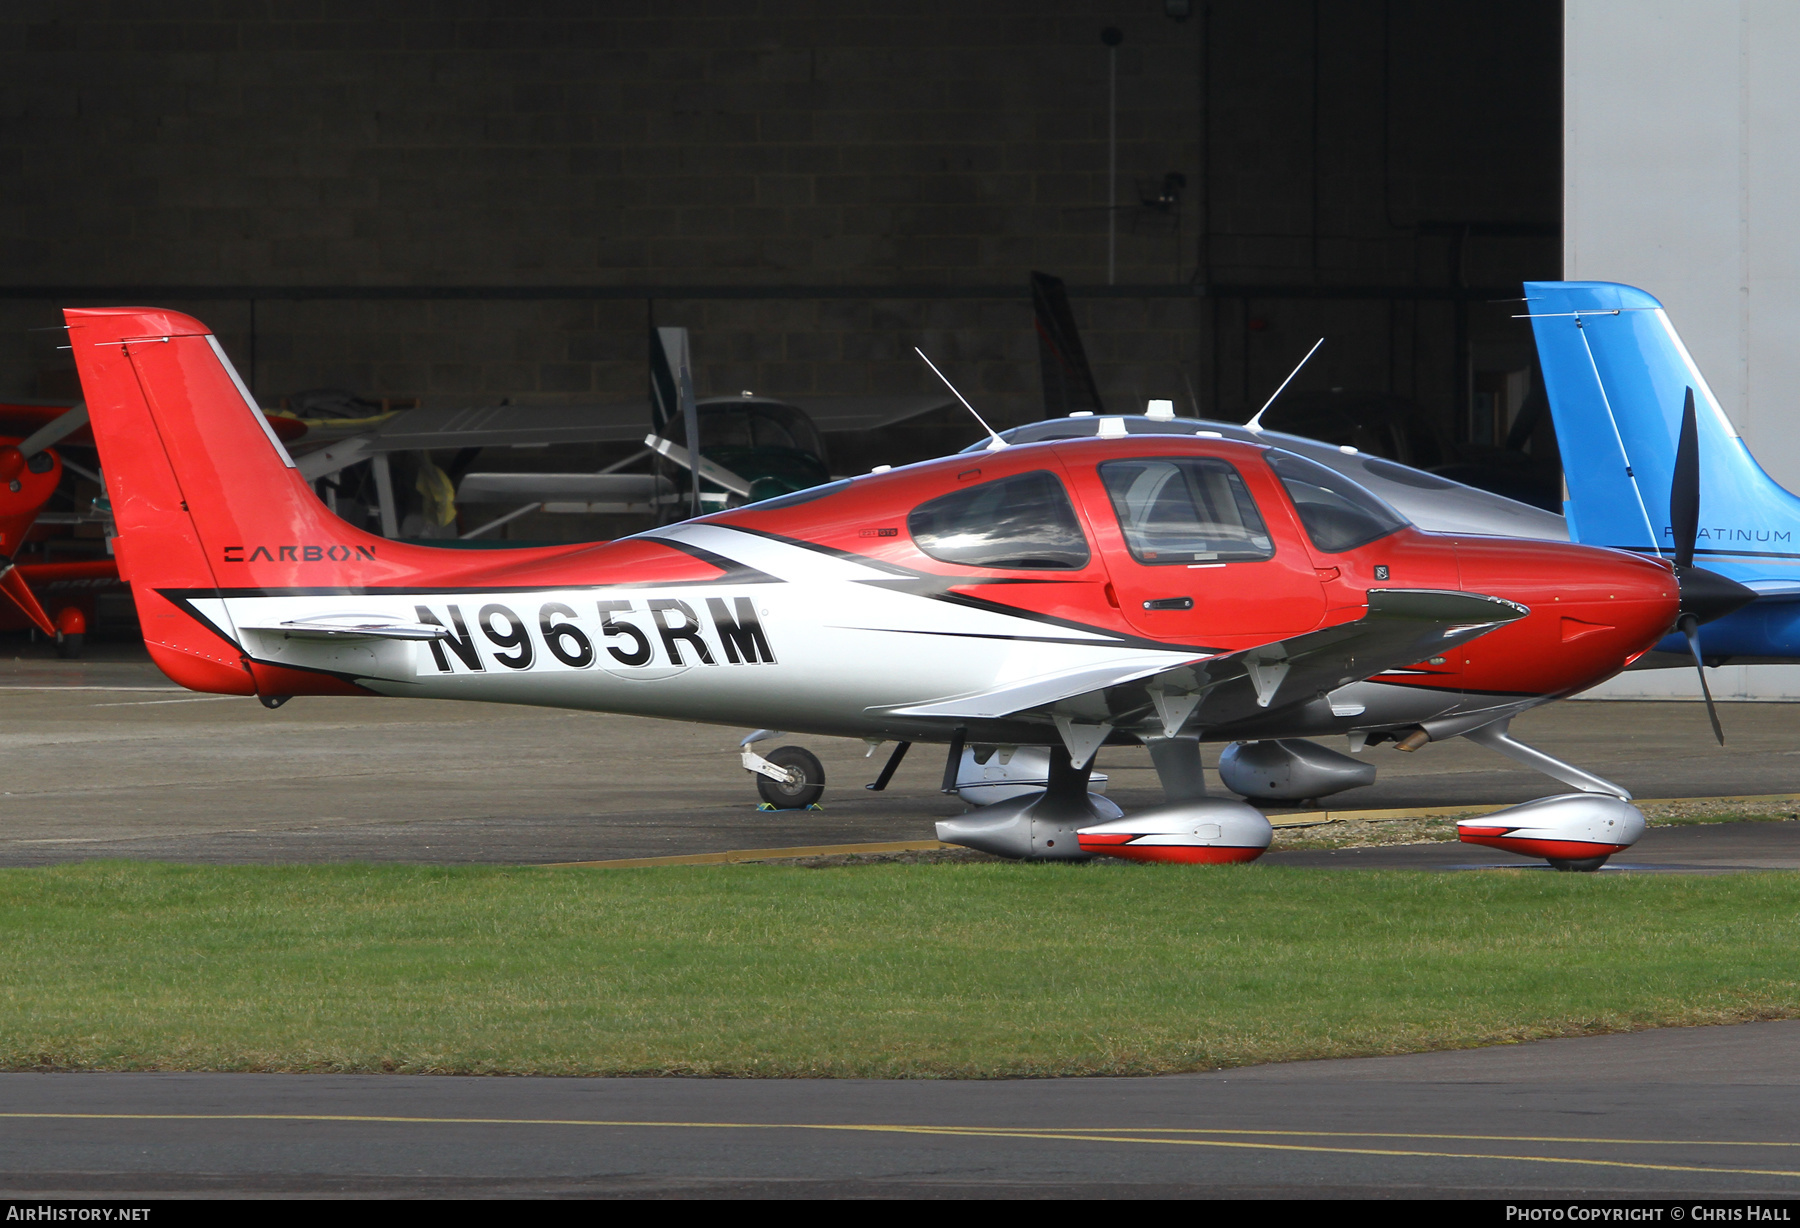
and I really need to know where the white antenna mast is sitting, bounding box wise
[915,346,1007,450]
[1244,337,1324,432]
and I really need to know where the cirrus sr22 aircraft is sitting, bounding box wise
[64,306,1742,870]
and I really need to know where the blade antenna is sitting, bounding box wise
[915,347,1006,450]
[1244,337,1324,432]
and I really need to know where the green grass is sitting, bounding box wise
[2,861,1798,1077]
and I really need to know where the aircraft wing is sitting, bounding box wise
[887,588,1527,739]
[0,560,56,635]
[456,472,675,503]
[291,402,656,480]
[3,402,304,449]
[291,402,650,459]
[0,401,82,441]
[287,396,951,471]
[366,395,954,447]
[782,395,956,434]
[1,558,123,637]
[368,403,651,451]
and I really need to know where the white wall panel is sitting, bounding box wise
[1567,0,1800,487]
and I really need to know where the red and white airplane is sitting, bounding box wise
[66,306,1708,869]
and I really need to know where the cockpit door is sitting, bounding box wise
[1062,449,1328,645]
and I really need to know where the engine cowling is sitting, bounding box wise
[1077,799,1273,864]
[1217,738,1376,802]
[1457,792,1647,871]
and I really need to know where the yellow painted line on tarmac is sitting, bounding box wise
[1036,1126,1800,1147]
[1267,803,1508,828]
[887,1126,1800,1180]
[2,1113,1797,1181]
[541,792,1800,863]
[0,686,187,692]
[1269,792,1800,828]
[541,839,951,868]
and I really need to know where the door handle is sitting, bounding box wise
[1142,597,1194,611]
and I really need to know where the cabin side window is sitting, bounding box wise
[1098,457,1274,564]
[908,470,1091,570]
[1265,449,1409,553]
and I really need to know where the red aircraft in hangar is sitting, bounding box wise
[62,306,1746,870]
[1,399,306,655]
[1,402,120,654]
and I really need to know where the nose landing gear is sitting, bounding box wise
[741,737,826,810]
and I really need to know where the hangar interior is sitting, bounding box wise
[0,1,1564,558]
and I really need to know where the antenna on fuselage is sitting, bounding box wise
[914,346,1007,450]
[1244,337,1324,433]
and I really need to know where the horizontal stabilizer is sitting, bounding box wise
[886,588,1527,733]
[240,614,451,642]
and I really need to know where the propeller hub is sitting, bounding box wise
[1676,563,1757,626]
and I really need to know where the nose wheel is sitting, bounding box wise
[751,745,826,810]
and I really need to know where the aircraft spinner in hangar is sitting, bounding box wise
[62,305,1748,870]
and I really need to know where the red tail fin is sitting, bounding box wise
[65,307,582,694]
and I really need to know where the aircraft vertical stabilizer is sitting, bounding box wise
[648,324,687,437]
[1031,271,1106,418]
[1525,280,1800,590]
[63,307,585,696]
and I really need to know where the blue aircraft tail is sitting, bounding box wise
[1525,280,1800,592]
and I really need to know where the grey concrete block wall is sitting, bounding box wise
[2,1,1558,431]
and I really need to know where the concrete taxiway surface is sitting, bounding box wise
[4,647,1800,866]
[5,1022,1800,1197]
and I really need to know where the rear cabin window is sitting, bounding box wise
[1099,457,1274,564]
[908,470,1091,570]
[1265,449,1408,553]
